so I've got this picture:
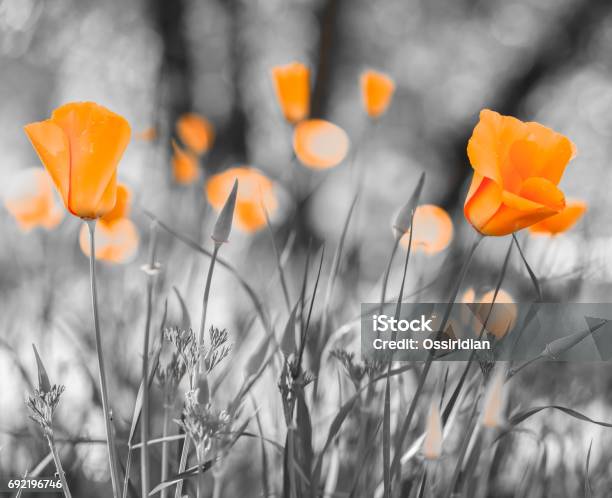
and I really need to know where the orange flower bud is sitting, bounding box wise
[361,69,395,118]
[293,119,349,169]
[24,102,131,219]
[3,168,64,231]
[528,200,587,236]
[464,109,575,236]
[271,62,310,124]
[176,113,214,155]
[206,167,277,233]
[171,140,200,184]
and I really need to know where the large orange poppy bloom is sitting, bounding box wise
[176,113,214,155]
[528,200,587,236]
[399,204,453,254]
[271,62,310,124]
[171,140,200,184]
[206,167,277,232]
[464,109,575,236]
[360,70,395,118]
[293,119,349,169]
[24,102,131,219]
[4,168,64,231]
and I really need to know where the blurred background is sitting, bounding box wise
[2,0,612,496]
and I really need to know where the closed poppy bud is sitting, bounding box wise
[528,200,587,236]
[176,113,214,155]
[206,167,278,232]
[3,168,64,231]
[211,179,238,245]
[271,62,310,124]
[24,102,131,220]
[400,204,453,255]
[361,69,395,118]
[422,401,443,460]
[482,367,507,428]
[464,109,575,236]
[293,119,349,169]
[171,140,200,184]
[79,218,139,263]
[32,344,51,393]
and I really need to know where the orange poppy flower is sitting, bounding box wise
[293,119,350,169]
[3,168,64,231]
[101,183,131,224]
[79,218,139,263]
[464,109,575,236]
[360,70,395,118]
[176,113,214,155]
[528,200,587,236]
[399,204,453,254]
[422,401,443,460]
[171,140,200,184]
[24,102,131,219]
[271,62,310,124]
[461,288,517,339]
[205,167,277,232]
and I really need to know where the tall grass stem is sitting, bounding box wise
[46,434,72,498]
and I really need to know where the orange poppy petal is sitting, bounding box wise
[79,218,139,263]
[23,120,70,206]
[467,109,529,186]
[464,175,503,233]
[479,204,557,236]
[400,204,453,254]
[519,177,565,211]
[176,113,214,155]
[102,183,131,223]
[529,200,587,235]
[172,140,200,184]
[51,102,131,218]
[271,62,310,123]
[293,119,349,169]
[524,121,575,185]
[360,70,395,118]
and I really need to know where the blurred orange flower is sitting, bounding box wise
[206,167,277,232]
[271,62,310,124]
[422,401,443,460]
[464,109,575,236]
[528,200,587,236]
[293,119,349,169]
[171,140,200,184]
[461,288,517,339]
[399,204,453,254]
[176,113,214,155]
[24,102,131,219]
[360,70,395,118]
[78,183,139,263]
[134,127,157,141]
[3,168,64,231]
[79,218,139,263]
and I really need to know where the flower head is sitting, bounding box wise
[293,119,350,169]
[176,113,214,155]
[171,140,200,184]
[24,102,131,219]
[206,167,277,232]
[399,204,453,255]
[361,70,395,118]
[3,168,64,231]
[271,62,310,124]
[528,200,587,236]
[464,109,575,236]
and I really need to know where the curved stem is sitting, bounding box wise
[196,243,220,378]
[47,433,72,498]
[86,220,121,498]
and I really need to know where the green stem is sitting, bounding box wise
[46,433,72,498]
[86,220,121,498]
[197,243,220,378]
[141,221,158,498]
[174,438,190,498]
[160,405,170,498]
